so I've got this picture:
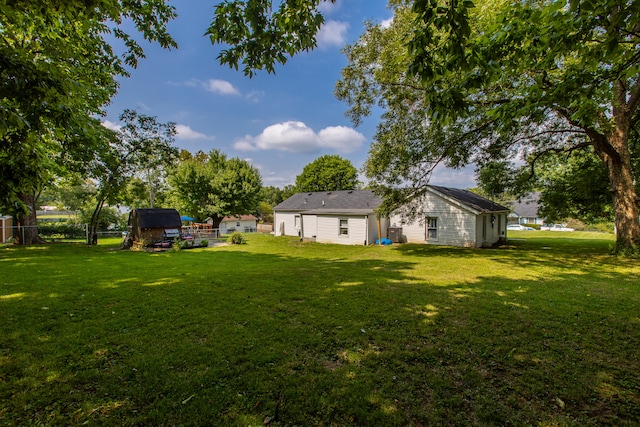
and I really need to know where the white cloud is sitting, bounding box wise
[317,20,349,49]
[102,120,122,131]
[380,17,393,29]
[234,121,365,154]
[317,0,341,14]
[176,124,215,141]
[205,79,240,96]
[246,90,265,104]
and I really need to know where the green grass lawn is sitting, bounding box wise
[1,232,638,426]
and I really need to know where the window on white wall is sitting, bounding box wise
[339,218,349,236]
[426,217,438,239]
[294,215,300,228]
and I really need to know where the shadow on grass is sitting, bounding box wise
[1,240,638,426]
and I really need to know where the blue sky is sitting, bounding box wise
[103,0,476,189]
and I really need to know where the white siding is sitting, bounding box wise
[221,219,256,233]
[273,212,301,237]
[316,215,369,245]
[368,215,388,243]
[301,214,318,239]
[390,195,478,247]
[476,213,506,247]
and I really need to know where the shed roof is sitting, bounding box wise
[428,186,510,213]
[131,208,181,229]
[274,190,381,212]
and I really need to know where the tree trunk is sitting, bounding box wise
[14,193,45,245]
[87,196,105,245]
[605,153,640,252]
[590,123,640,252]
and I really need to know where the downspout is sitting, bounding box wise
[365,215,368,245]
[299,214,304,242]
[377,215,382,245]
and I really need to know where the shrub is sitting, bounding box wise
[584,221,615,233]
[38,223,86,240]
[228,232,244,245]
[199,240,209,247]
[565,218,586,231]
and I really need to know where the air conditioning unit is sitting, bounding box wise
[388,227,402,243]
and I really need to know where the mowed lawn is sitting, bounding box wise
[1,232,638,426]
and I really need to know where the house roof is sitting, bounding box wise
[428,185,510,213]
[511,193,541,218]
[273,190,382,212]
[131,208,181,229]
[221,214,258,222]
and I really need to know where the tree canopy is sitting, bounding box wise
[295,154,360,193]
[334,0,640,252]
[0,0,176,243]
[168,149,263,226]
[207,0,335,76]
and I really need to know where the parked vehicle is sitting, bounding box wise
[540,224,575,232]
[507,224,535,231]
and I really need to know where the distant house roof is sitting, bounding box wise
[511,193,541,218]
[131,208,181,229]
[428,185,510,213]
[274,190,382,214]
[221,214,258,222]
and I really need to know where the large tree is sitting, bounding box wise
[208,0,640,252]
[79,110,177,244]
[295,154,360,192]
[335,1,640,253]
[168,149,263,227]
[0,0,176,244]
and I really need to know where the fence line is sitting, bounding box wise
[1,224,125,243]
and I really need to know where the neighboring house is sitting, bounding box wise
[390,186,510,248]
[509,193,545,225]
[123,208,182,248]
[219,215,259,234]
[0,215,12,243]
[273,190,388,246]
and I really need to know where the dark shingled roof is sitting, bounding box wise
[273,190,381,212]
[428,185,510,213]
[511,193,541,217]
[131,208,182,229]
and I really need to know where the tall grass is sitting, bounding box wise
[0,232,638,426]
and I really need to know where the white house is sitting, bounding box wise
[219,215,258,234]
[390,186,510,248]
[274,187,509,248]
[509,193,545,225]
[273,190,388,245]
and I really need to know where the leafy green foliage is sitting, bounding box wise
[0,1,176,243]
[337,1,640,251]
[36,223,86,240]
[168,149,263,225]
[228,231,245,244]
[79,110,177,244]
[295,154,360,193]
[207,0,335,76]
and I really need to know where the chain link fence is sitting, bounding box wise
[2,224,125,244]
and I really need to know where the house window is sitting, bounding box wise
[426,217,438,240]
[339,218,349,236]
[294,215,301,228]
[236,221,241,227]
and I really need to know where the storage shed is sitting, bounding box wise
[122,208,182,249]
